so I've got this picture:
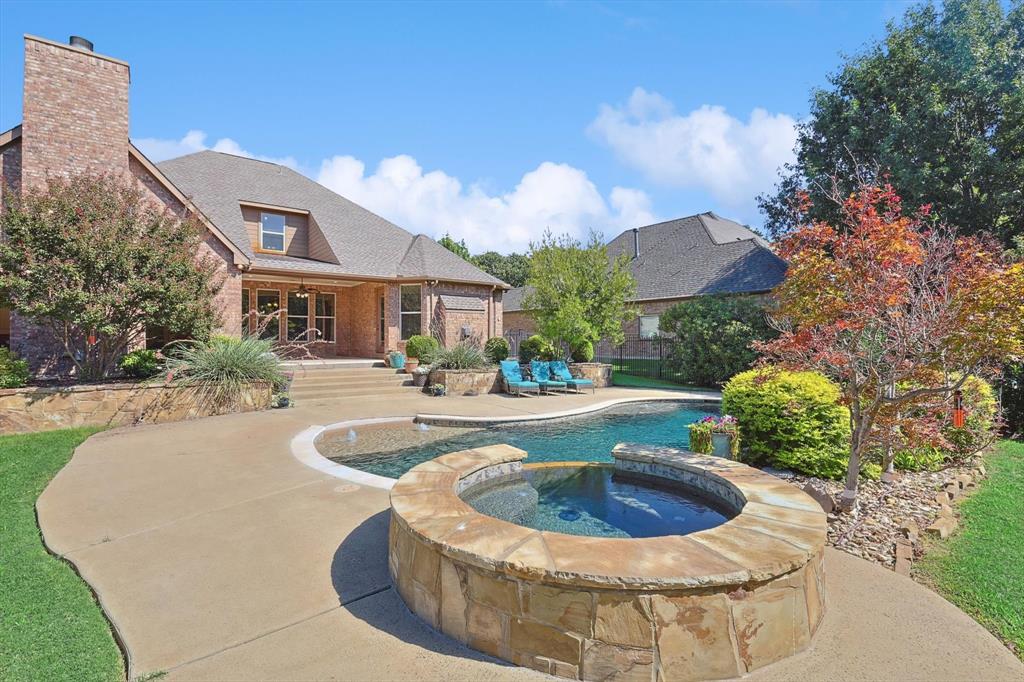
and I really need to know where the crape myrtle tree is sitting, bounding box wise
[524,230,638,353]
[757,179,1024,510]
[758,0,1024,247]
[0,173,223,380]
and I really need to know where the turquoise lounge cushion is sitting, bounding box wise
[551,361,593,386]
[530,360,551,381]
[500,360,524,382]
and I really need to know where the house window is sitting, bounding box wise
[400,285,421,340]
[287,291,310,341]
[379,293,386,346]
[315,293,335,343]
[256,290,281,340]
[241,288,250,336]
[260,213,286,252]
[639,314,660,338]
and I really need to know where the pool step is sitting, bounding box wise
[285,364,421,402]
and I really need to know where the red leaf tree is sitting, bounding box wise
[758,180,1024,510]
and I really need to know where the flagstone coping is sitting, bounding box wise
[390,443,826,590]
[388,443,828,680]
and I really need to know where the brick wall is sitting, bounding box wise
[21,36,130,189]
[425,282,502,347]
[0,137,21,199]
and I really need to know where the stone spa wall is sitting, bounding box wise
[388,443,827,681]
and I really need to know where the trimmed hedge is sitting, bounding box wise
[519,335,556,363]
[570,339,594,363]
[722,368,851,479]
[118,349,162,379]
[0,348,30,388]
[483,337,510,363]
[404,335,440,363]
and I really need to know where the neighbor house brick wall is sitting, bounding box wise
[20,36,130,189]
[0,137,21,199]
[503,310,537,335]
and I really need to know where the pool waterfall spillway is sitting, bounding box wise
[388,443,827,682]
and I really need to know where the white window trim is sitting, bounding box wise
[286,290,311,342]
[259,212,287,253]
[314,292,336,343]
[399,284,422,340]
[255,288,282,340]
[639,314,660,338]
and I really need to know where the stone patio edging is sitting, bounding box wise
[289,395,723,490]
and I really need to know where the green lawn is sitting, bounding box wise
[918,440,1024,658]
[0,428,124,682]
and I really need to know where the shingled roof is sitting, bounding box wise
[157,151,506,287]
[503,212,786,311]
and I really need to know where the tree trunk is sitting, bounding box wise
[838,429,862,512]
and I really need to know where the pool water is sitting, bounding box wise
[462,465,733,538]
[324,401,718,479]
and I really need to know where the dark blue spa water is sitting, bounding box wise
[461,465,733,538]
[327,400,718,478]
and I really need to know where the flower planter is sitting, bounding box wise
[405,358,420,373]
[568,362,612,388]
[429,368,500,395]
[711,432,735,459]
[412,370,429,387]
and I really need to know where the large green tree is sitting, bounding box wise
[759,0,1024,246]
[438,233,471,260]
[472,251,531,288]
[0,173,222,380]
[524,230,638,349]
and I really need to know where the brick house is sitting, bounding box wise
[503,212,786,338]
[0,35,506,374]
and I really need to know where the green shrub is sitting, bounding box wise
[660,294,777,387]
[118,349,162,379]
[570,339,594,363]
[483,336,511,363]
[0,347,30,388]
[432,342,488,370]
[519,334,556,363]
[722,368,852,479]
[893,446,946,472]
[164,336,285,409]
[405,335,440,363]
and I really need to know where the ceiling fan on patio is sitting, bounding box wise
[294,279,320,299]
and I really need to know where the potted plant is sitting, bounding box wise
[404,335,439,374]
[388,350,406,371]
[688,415,740,459]
[429,383,446,397]
[412,366,431,387]
[272,392,291,408]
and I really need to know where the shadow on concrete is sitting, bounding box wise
[331,509,513,666]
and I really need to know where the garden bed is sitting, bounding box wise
[428,368,500,395]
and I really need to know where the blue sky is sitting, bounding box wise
[0,1,913,253]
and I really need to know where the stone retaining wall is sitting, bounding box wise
[388,443,827,681]
[0,381,272,433]
[430,368,501,395]
[569,363,612,388]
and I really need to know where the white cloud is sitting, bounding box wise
[317,155,654,253]
[135,130,654,253]
[134,129,299,169]
[588,88,797,212]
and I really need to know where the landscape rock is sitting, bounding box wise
[801,481,835,513]
[925,517,958,539]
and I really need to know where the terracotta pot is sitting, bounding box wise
[405,358,420,373]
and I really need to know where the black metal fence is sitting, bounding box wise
[504,331,675,381]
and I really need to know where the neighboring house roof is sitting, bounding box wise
[157,150,506,287]
[438,294,486,311]
[502,212,786,312]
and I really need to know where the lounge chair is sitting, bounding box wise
[499,360,541,397]
[550,360,595,394]
[530,360,568,394]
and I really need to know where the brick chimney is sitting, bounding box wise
[20,34,130,189]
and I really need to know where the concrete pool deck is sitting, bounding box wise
[35,387,1024,681]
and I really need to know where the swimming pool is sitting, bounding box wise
[320,400,719,478]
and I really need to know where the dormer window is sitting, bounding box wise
[260,213,286,252]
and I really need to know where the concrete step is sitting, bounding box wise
[290,375,411,389]
[289,384,419,400]
[281,359,384,369]
[283,368,405,380]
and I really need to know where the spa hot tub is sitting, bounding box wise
[388,443,827,681]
